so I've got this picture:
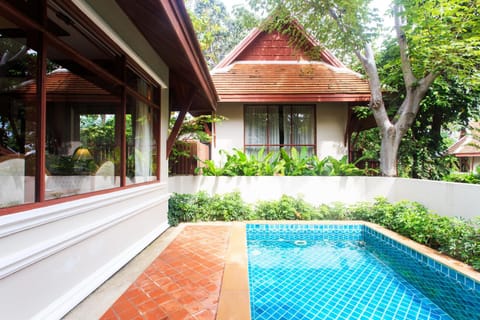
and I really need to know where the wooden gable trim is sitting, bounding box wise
[214,28,263,70]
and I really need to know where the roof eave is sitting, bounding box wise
[217,94,371,103]
[162,0,218,110]
[116,0,217,113]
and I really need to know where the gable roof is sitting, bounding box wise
[214,21,345,70]
[211,18,370,103]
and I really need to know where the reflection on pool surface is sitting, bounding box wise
[246,224,480,320]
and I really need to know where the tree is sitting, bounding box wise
[186,0,260,68]
[368,37,480,179]
[250,0,480,176]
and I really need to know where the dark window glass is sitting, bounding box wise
[0,17,37,208]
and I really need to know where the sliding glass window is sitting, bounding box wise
[0,1,162,212]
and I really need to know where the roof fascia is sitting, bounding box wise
[162,0,218,110]
[217,94,371,103]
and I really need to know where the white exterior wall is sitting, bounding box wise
[472,157,480,172]
[213,102,245,164]
[315,103,349,159]
[0,2,171,319]
[213,102,349,163]
[169,176,480,220]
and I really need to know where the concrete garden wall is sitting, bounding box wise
[169,176,479,220]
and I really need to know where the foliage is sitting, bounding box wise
[254,195,315,220]
[197,147,372,176]
[168,192,480,270]
[186,0,260,68]
[45,154,97,175]
[169,114,225,171]
[443,167,480,184]
[373,36,480,180]
[168,191,252,226]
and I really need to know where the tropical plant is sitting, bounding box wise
[443,166,480,184]
[197,147,371,176]
[254,195,315,220]
[168,191,252,225]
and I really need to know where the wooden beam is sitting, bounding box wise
[36,2,47,203]
[166,91,196,158]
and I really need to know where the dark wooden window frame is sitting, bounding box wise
[0,1,162,215]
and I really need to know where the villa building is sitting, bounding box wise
[210,19,371,164]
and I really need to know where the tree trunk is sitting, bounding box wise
[379,125,399,176]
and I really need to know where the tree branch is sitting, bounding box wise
[394,4,416,88]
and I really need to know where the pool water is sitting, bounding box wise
[247,224,480,320]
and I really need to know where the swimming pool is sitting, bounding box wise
[246,223,480,320]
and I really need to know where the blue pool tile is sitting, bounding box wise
[247,223,480,320]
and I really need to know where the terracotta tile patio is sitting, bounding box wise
[100,225,231,320]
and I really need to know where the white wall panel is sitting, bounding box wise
[0,184,169,319]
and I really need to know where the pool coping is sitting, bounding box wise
[216,220,480,320]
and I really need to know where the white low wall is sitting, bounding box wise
[0,183,169,320]
[169,176,479,220]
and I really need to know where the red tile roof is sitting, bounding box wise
[211,62,371,102]
[211,17,370,103]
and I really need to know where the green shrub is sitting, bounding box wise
[315,202,350,220]
[443,167,480,184]
[168,192,202,226]
[254,195,315,220]
[202,192,253,221]
[168,191,252,225]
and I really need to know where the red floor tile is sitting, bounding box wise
[100,225,231,320]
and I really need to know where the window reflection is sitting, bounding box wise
[126,88,159,185]
[0,18,37,208]
[45,67,121,199]
[0,4,162,210]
